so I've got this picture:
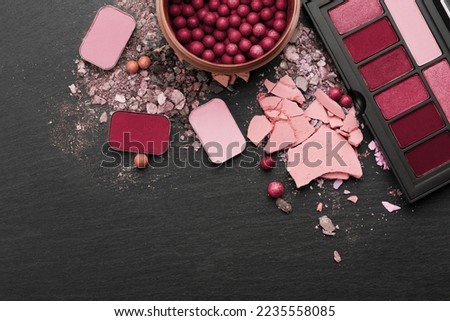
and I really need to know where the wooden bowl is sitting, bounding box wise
[156,0,301,74]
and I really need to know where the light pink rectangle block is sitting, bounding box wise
[79,6,135,70]
[385,0,441,66]
[189,99,246,164]
[423,59,450,122]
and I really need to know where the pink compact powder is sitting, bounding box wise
[423,59,450,122]
[329,0,383,34]
[189,99,246,164]
[79,6,136,70]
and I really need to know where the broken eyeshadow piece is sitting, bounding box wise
[247,115,273,146]
[265,75,306,105]
[319,215,337,236]
[315,89,345,119]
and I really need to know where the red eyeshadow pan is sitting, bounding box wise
[423,60,450,122]
[375,75,429,120]
[343,18,398,63]
[390,103,445,148]
[359,47,413,91]
[329,0,383,35]
[406,132,450,177]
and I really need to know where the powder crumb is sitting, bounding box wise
[368,140,390,170]
[382,201,401,213]
[114,94,126,103]
[334,250,342,263]
[192,141,201,151]
[276,198,293,214]
[347,195,358,204]
[319,215,337,236]
[99,112,108,124]
[343,189,351,195]
[333,179,344,190]
[316,202,323,212]
[68,84,78,94]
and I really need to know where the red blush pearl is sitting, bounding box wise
[253,23,266,38]
[204,12,216,26]
[339,94,353,108]
[237,5,250,18]
[169,4,181,17]
[202,49,215,62]
[327,87,343,101]
[229,14,242,27]
[228,28,242,43]
[209,0,220,11]
[221,54,233,64]
[250,1,263,12]
[267,29,280,42]
[192,28,204,41]
[233,53,246,64]
[227,0,240,10]
[239,23,253,37]
[274,11,286,20]
[249,35,259,44]
[172,16,187,29]
[186,16,199,29]
[203,35,216,48]
[265,19,274,28]
[213,42,226,56]
[247,12,260,25]
[262,0,275,6]
[197,8,209,21]
[181,4,195,17]
[275,0,287,11]
[238,38,252,52]
[188,41,205,57]
[260,155,275,170]
[203,25,215,34]
[249,44,264,58]
[267,181,284,198]
[273,19,286,33]
[213,29,227,41]
[218,4,230,16]
[191,0,204,10]
[225,43,239,56]
[176,28,191,44]
[260,8,274,21]
[216,17,229,30]
[260,36,275,51]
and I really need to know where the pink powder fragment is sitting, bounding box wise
[341,112,359,133]
[264,79,276,92]
[347,195,358,203]
[316,202,324,212]
[280,99,304,117]
[265,109,281,121]
[314,89,345,119]
[258,96,283,112]
[333,250,342,263]
[304,100,329,123]
[333,179,344,190]
[344,189,351,195]
[348,129,363,147]
[329,115,343,129]
[319,215,337,236]
[382,201,401,212]
[368,140,390,170]
[268,75,306,105]
[289,115,316,146]
[322,172,350,180]
[247,115,273,146]
[264,121,296,154]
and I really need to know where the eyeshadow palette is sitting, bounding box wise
[305,0,450,202]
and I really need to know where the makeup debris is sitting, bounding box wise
[347,195,358,204]
[368,140,390,170]
[382,201,402,213]
[276,198,293,214]
[319,215,338,236]
[333,250,342,263]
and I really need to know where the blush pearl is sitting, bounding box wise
[273,18,286,33]
[239,23,253,37]
[221,54,233,64]
[339,94,353,108]
[274,11,287,20]
[216,17,229,30]
[275,0,287,10]
[247,12,260,25]
[137,56,152,69]
[267,181,284,198]
[249,44,264,58]
[238,38,252,52]
[172,16,187,29]
[225,43,239,56]
[250,1,263,12]
[203,35,216,48]
[191,0,204,10]
[202,49,215,62]
[260,156,275,170]
[197,7,209,21]
[252,23,266,38]
[260,7,274,21]
[262,0,275,6]
[233,53,246,64]
[227,0,240,10]
[260,36,275,51]
[176,28,191,44]
[191,28,205,41]
[181,4,195,17]
[218,4,230,16]
[209,0,220,11]
[126,60,139,74]
[202,25,215,34]
[169,4,181,17]
[213,29,227,41]
[213,42,226,56]
[186,16,199,29]
[229,14,242,27]
[328,87,343,101]
[204,12,216,26]
[240,0,251,4]
[237,5,250,18]
[249,35,259,44]
[188,41,205,57]
[267,29,280,42]
[228,28,242,43]
[134,154,149,168]
[265,19,274,28]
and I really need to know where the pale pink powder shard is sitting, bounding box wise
[316,202,324,212]
[264,121,296,154]
[258,96,283,112]
[319,215,337,236]
[347,195,358,203]
[333,179,344,190]
[382,201,401,212]
[334,250,342,263]
[314,89,345,119]
[348,128,363,147]
[287,127,363,188]
[304,100,329,123]
[269,75,306,105]
[265,109,281,121]
[280,99,304,117]
[341,112,359,133]
[322,172,350,180]
[329,115,344,129]
[247,115,273,146]
[264,79,277,92]
[344,189,351,195]
[289,115,316,146]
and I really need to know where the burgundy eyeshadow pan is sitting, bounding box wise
[390,103,445,148]
[343,18,398,63]
[328,0,384,35]
[406,131,450,177]
[359,46,413,91]
[423,59,450,122]
[374,75,429,120]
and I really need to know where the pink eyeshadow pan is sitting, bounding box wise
[375,75,429,120]
[329,0,384,35]
[423,60,450,122]
[390,103,445,148]
[359,47,413,91]
[406,132,450,177]
[343,18,398,63]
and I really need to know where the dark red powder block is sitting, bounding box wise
[343,18,398,63]
[390,103,445,148]
[406,131,450,177]
[359,46,413,91]
[109,112,171,155]
[375,75,429,120]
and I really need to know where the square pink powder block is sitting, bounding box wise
[79,6,135,70]
[189,99,246,164]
